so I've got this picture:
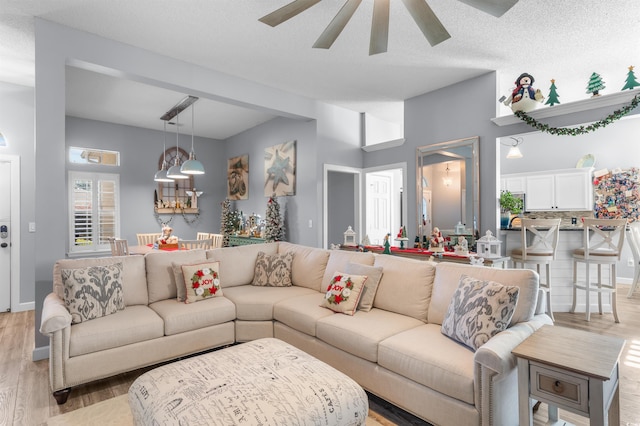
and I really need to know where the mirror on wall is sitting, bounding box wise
[416,136,479,243]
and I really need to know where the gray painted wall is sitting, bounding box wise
[327,172,356,247]
[65,116,227,245]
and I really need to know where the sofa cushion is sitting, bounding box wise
[252,251,294,287]
[278,242,330,291]
[145,250,208,303]
[182,262,223,303]
[149,297,236,336]
[54,255,147,306]
[320,271,367,315]
[441,275,520,351]
[372,255,436,322]
[429,263,538,326]
[378,324,475,405]
[206,243,279,288]
[316,308,423,362]
[273,293,334,336]
[320,250,375,291]
[344,263,383,312]
[69,305,164,357]
[62,262,125,324]
[222,285,317,320]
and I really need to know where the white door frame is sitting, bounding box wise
[0,155,22,312]
[364,162,408,243]
[323,164,362,249]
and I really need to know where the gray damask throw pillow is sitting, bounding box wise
[61,262,125,324]
[441,274,519,351]
[252,251,294,287]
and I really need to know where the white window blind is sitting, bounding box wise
[68,171,120,253]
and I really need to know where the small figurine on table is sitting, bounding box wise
[429,227,445,253]
[454,236,469,255]
[383,233,392,255]
[158,225,179,245]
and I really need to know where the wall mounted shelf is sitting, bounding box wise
[155,208,199,214]
[491,88,640,126]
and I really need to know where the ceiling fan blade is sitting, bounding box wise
[369,0,389,55]
[456,0,518,17]
[401,0,451,47]
[259,0,322,27]
[313,0,363,49]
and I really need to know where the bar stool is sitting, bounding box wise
[570,218,626,323]
[626,221,640,297]
[511,218,561,320]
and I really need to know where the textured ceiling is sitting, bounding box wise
[1,0,640,139]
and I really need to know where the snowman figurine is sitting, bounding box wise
[502,72,544,113]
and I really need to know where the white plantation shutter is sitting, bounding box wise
[69,171,120,253]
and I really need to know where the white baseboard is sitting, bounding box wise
[13,301,35,312]
[32,345,49,361]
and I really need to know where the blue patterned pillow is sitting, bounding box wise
[61,263,125,324]
[441,275,519,351]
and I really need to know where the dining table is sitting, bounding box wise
[129,244,183,255]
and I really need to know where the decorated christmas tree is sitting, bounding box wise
[264,193,285,242]
[621,66,640,91]
[545,79,561,106]
[586,72,605,97]
[220,199,235,247]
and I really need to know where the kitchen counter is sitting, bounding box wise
[501,226,583,231]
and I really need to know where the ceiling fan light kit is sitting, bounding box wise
[260,0,518,55]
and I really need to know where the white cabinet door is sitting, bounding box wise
[504,176,526,193]
[555,172,593,210]
[526,174,555,210]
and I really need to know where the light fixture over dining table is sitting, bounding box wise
[160,95,201,180]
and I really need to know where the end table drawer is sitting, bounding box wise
[530,363,589,414]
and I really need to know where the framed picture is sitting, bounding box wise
[264,140,296,196]
[227,154,249,200]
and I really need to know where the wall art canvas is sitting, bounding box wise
[264,140,296,196]
[227,154,249,200]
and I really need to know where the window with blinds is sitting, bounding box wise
[68,171,120,253]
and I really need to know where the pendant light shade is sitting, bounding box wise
[181,102,205,175]
[166,112,189,179]
[506,145,523,159]
[154,121,174,182]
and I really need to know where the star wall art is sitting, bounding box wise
[264,140,296,196]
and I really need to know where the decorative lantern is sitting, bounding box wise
[343,226,357,246]
[476,230,502,258]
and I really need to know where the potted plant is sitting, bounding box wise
[499,191,524,228]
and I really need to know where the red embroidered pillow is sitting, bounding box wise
[320,271,367,315]
[181,262,223,303]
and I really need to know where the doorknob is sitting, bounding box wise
[0,243,7,248]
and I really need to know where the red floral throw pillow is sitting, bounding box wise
[181,262,223,303]
[320,271,367,315]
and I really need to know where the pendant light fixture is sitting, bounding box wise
[443,163,452,187]
[180,102,205,175]
[154,121,174,182]
[166,111,189,179]
[503,137,524,159]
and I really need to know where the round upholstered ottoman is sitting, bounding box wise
[128,338,368,425]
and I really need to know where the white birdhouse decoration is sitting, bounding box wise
[343,226,357,246]
[476,230,502,258]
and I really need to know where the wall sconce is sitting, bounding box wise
[502,137,524,159]
[443,163,452,187]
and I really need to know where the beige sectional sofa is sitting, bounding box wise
[40,241,551,425]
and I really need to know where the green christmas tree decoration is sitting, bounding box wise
[220,199,235,247]
[264,193,285,242]
[586,72,605,97]
[545,79,561,106]
[621,65,640,91]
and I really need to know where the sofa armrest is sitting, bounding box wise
[40,293,72,335]
[474,314,553,374]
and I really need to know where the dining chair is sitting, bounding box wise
[137,233,162,246]
[626,221,640,297]
[570,218,627,323]
[179,239,213,250]
[108,238,130,256]
[209,233,224,248]
[196,232,211,240]
[510,218,561,320]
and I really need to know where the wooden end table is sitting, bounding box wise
[512,325,624,426]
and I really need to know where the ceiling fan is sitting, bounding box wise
[259,0,518,55]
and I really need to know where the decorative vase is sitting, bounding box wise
[500,211,511,229]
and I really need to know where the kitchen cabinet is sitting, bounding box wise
[503,168,593,211]
[500,176,526,193]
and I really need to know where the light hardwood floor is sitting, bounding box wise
[1,285,639,426]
